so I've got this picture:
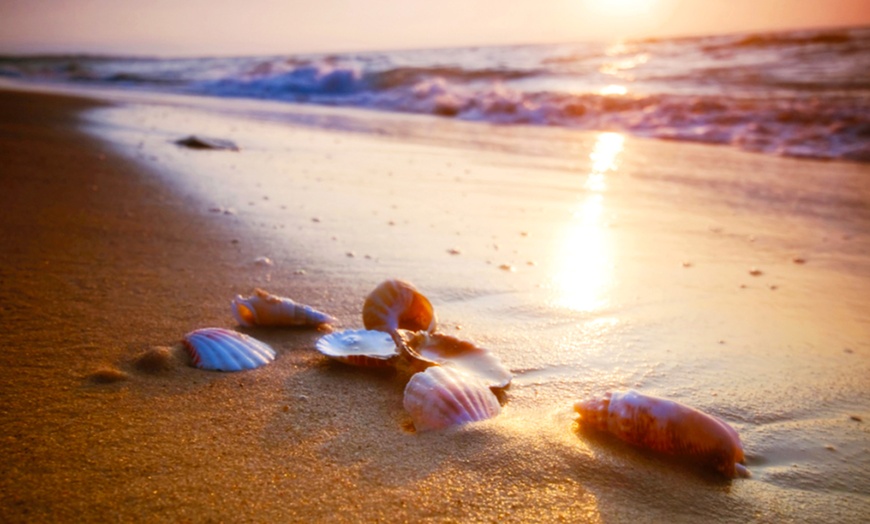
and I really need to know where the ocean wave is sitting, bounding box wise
[732,31,853,49]
[189,60,870,162]
[3,26,869,163]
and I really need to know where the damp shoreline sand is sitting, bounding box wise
[1,87,868,522]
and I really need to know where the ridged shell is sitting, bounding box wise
[403,365,501,432]
[182,328,276,371]
[315,329,399,367]
[405,332,511,388]
[362,279,436,334]
[574,390,749,478]
[231,288,335,327]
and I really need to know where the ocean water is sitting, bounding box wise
[4,25,870,162]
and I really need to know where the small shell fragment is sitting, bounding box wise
[183,328,275,372]
[405,332,512,388]
[231,288,335,327]
[315,329,399,367]
[403,365,501,432]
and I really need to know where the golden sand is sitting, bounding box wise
[2,88,868,523]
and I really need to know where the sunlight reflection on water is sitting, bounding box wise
[553,132,624,312]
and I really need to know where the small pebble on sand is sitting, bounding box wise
[88,366,129,384]
[254,256,273,267]
[133,346,177,374]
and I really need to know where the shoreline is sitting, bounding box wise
[1,86,868,522]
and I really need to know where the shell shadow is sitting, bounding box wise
[261,348,521,488]
[262,357,455,486]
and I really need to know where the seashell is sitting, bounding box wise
[574,390,749,478]
[315,329,399,368]
[404,332,511,389]
[182,327,276,371]
[231,288,335,327]
[403,365,501,432]
[362,279,436,334]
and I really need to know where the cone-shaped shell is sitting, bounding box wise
[405,332,511,389]
[574,390,748,478]
[403,365,501,432]
[362,279,436,334]
[183,328,276,371]
[315,329,399,368]
[231,288,335,327]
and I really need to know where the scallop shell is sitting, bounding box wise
[574,390,749,478]
[315,329,399,368]
[362,279,436,334]
[403,365,501,432]
[405,332,511,389]
[231,288,335,327]
[182,328,276,371]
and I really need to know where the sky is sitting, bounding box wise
[1,0,869,56]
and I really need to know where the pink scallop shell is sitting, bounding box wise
[403,365,501,432]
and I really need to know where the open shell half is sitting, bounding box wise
[404,332,511,389]
[315,329,400,368]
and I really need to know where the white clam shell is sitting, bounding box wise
[403,365,501,432]
[406,332,512,389]
[315,329,399,367]
[183,328,276,371]
[231,288,335,327]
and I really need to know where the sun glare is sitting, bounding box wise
[553,132,625,312]
[599,84,628,96]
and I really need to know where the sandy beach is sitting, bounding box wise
[1,86,869,523]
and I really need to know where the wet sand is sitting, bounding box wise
[1,87,869,523]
